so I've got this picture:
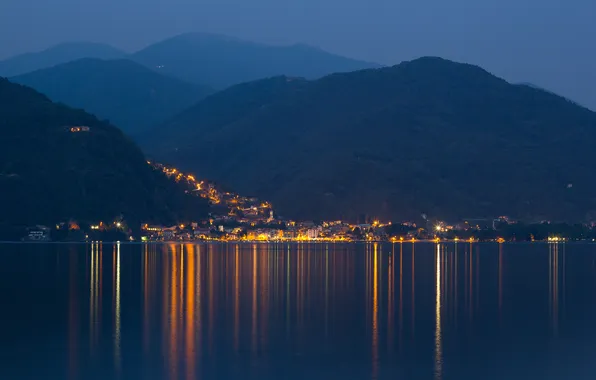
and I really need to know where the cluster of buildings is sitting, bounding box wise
[20,162,596,243]
[140,219,391,242]
[120,164,578,242]
[24,212,594,243]
[136,217,515,243]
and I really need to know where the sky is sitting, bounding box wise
[1,0,595,108]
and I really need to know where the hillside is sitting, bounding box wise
[12,58,213,134]
[132,32,380,89]
[0,78,208,227]
[143,57,596,222]
[0,42,125,77]
[518,82,581,106]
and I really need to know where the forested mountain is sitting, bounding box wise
[12,58,213,134]
[132,32,380,89]
[3,33,377,93]
[0,78,208,227]
[0,42,124,77]
[143,57,596,222]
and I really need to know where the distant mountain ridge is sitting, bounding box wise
[131,32,381,88]
[0,78,208,227]
[2,34,594,111]
[2,33,380,134]
[12,58,213,134]
[0,42,125,77]
[1,33,380,91]
[143,57,596,222]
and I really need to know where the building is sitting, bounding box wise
[463,218,495,230]
[25,226,51,241]
[242,207,259,217]
[305,227,322,240]
[194,228,212,239]
[162,227,177,241]
[283,229,298,240]
[69,126,90,132]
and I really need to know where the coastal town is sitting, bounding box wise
[22,163,596,243]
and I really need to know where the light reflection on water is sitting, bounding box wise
[435,244,442,380]
[0,242,595,380]
[113,242,121,377]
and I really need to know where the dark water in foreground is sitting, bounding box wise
[1,242,596,380]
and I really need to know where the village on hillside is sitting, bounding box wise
[22,163,596,243]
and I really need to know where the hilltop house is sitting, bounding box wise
[69,126,90,132]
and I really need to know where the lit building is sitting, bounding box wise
[25,226,51,241]
[305,227,322,240]
[69,126,90,132]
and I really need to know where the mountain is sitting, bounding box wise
[12,58,213,134]
[0,78,208,227]
[518,82,547,90]
[0,42,125,77]
[518,82,581,106]
[132,32,380,89]
[143,57,596,222]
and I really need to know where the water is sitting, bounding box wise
[1,242,596,380]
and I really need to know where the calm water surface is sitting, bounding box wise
[1,242,596,380]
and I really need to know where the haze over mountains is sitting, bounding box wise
[0,78,207,227]
[1,32,379,133]
[1,30,595,111]
[131,32,380,89]
[0,42,125,77]
[2,32,596,224]
[0,33,379,87]
[12,58,213,134]
[143,57,596,222]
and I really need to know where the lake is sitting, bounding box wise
[1,242,596,380]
